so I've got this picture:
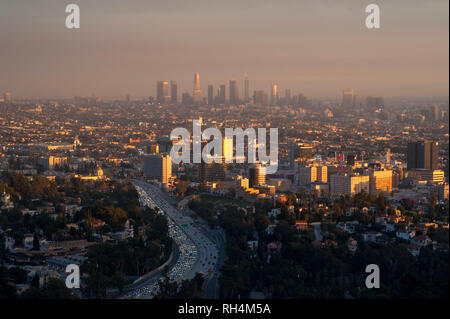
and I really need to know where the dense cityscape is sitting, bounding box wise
[0,73,448,299]
[0,1,448,311]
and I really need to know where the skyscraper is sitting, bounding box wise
[156,81,170,104]
[270,84,279,106]
[244,73,249,103]
[170,80,178,104]
[182,92,193,105]
[430,105,440,122]
[253,90,268,106]
[217,85,226,104]
[407,141,439,171]
[208,85,214,105]
[285,89,291,105]
[342,88,355,108]
[229,80,239,105]
[4,92,11,104]
[366,96,385,111]
[193,72,202,103]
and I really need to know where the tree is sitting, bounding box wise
[31,273,40,289]
[32,232,40,251]
[23,278,75,299]
[175,180,189,196]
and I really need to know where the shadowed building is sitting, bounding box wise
[407,141,438,171]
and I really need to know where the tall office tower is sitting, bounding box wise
[229,80,239,104]
[207,85,214,105]
[369,170,393,195]
[285,89,291,105]
[156,81,169,104]
[430,105,440,122]
[244,73,249,103]
[4,92,11,104]
[366,96,385,110]
[223,136,233,162]
[342,88,355,108]
[217,85,226,104]
[170,81,178,104]
[297,93,312,108]
[193,72,202,103]
[407,141,439,171]
[253,90,268,106]
[143,154,172,184]
[270,84,279,105]
[249,164,266,187]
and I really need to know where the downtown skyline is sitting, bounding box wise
[0,0,448,100]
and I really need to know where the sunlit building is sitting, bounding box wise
[193,72,202,103]
[369,170,393,194]
[342,88,355,108]
[156,81,170,104]
[143,154,172,184]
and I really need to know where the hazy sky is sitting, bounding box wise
[0,0,448,99]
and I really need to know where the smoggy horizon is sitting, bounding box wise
[0,0,448,100]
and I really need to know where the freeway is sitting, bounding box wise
[126,181,220,299]
[177,196,226,299]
